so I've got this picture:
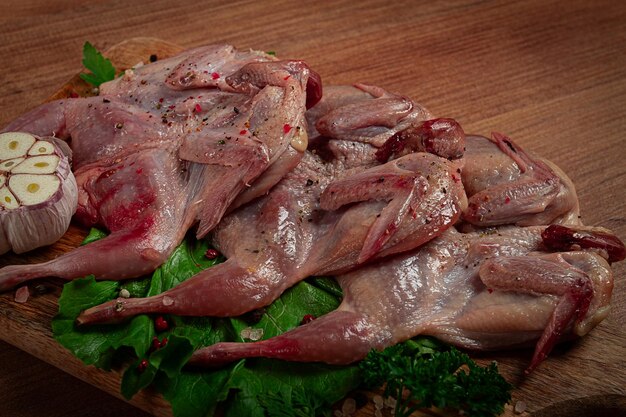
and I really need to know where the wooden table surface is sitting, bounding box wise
[1,1,625,416]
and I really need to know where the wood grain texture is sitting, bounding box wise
[0,1,625,416]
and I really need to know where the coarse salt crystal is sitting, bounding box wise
[514,400,527,414]
[342,397,356,415]
[384,396,397,409]
[240,327,264,341]
[249,328,264,341]
[15,286,29,303]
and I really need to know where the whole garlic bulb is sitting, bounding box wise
[0,132,78,254]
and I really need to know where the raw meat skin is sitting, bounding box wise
[1,43,620,378]
[76,85,468,324]
[0,45,318,291]
[188,225,616,373]
[461,133,580,227]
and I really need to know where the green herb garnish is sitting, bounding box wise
[360,339,512,417]
[53,229,359,417]
[80,41,116,87]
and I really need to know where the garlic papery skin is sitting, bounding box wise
[0,132,78,255]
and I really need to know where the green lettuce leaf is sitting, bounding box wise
[53,230,359,416]
[52,276,154,369]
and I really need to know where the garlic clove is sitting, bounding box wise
[0,158,25,172]
[11,155,60,175]
[9,174,61,206]
[0,132,77,255]
[0,132,36,160]
[28,140,55,156]
[0,186,19,209]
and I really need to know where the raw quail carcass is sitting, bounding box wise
[0,45,319,291]
[76,85,467,324]
[188,224,623,373]
[461,133,580,226]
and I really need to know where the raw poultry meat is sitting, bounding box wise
[0,42,623,378]
[0,45,319,291]
[76,85,468,324]
[189,224,623,373]
[461,133,580,226]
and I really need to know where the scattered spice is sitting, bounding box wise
[151,336,168,351]
[119,288,131,298]
[301,314,316,324]
[152,336,162,351]
[154,315,169,332]
[211,72,220,80]
[149,54,158,63]
[283,123,292,134]
[194,103,202,113]
[137,359,149,373]
[33,284,50,295]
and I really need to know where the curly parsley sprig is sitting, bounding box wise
[360,338,512,417]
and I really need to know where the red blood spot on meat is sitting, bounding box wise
[283,124,292,134]
[211,72,220,80]
[542,224,626,262]
[305,69,323,109]
[376,133,405,163]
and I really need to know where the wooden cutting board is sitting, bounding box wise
[0,37,624,417]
